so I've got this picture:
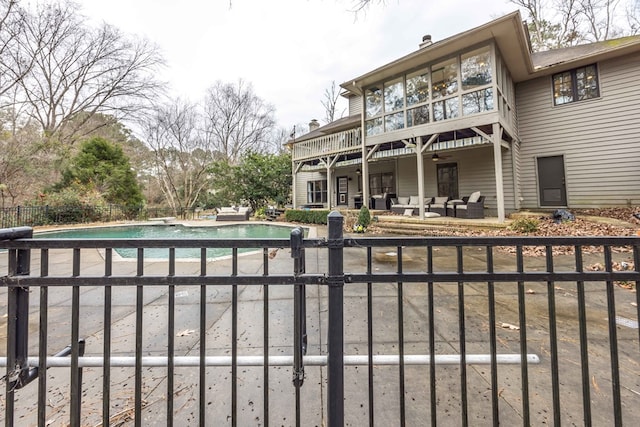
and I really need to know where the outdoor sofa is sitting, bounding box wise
[390,196,442,217]
[216,206,252,221]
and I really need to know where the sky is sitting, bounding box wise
[69,0,515,134]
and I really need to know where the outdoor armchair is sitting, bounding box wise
[446,192,485,218]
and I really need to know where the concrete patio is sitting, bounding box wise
[1,222,638,425]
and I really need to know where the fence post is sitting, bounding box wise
[3,226,33,425]
[326,211,344,427]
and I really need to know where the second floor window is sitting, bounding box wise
[553,64,599,105]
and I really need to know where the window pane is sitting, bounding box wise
[434,98,459,121]
[553,72,573,105]
[370,175,382,194]
[576,65,598,100]
[461,47,492,90]
[406,71,429,106]
[384,78,404,112]
[431,58,458,99]
[462,88,494,115]
[408,105,430,126]
[433,101,444,121]
[445,97,459,119]
[385,112,405,131]
[365,117,383,136]
[381,173,394,193]
[365,87,382,117]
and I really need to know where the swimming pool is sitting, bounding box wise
[35,223,303,260]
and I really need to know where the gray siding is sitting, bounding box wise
[516,53,640,208]
[348,95,362,116]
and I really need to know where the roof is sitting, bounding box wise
[531,35,640,75]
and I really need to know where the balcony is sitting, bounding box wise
[291,128,361,162]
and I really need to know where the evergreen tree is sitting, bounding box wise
[53,137,144,207]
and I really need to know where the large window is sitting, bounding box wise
[369,172,394,195]
[431,58,458,99]
[461,47,491,90]
[461,47,493,116]
[307,180,327,204]
[363,45,496,135]
[406,70,429,106]
[553,64,599,105]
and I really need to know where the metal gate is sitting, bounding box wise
[2,213,639,426]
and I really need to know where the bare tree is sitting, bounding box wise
[626,0,640,33]
[203,79,276,164]
[12,0,165,146]
[321,80,343,124]
[578,0,623,41]
[0,105,46,206]
[0,0,34,99]
[510,0,635,50]
[144,99,215,212]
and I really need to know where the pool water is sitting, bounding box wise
[36,224,300,259]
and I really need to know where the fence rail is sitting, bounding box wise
[1,214,639,426]
[0,205,201,228]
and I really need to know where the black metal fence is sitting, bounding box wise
[0,205,201,228]
[1,212,639,426]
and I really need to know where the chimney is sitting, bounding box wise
[309,119,320,132]
[419,34,432,49]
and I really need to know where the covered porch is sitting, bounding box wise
[291,121,518,222]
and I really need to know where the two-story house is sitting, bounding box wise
[289,11,640,222]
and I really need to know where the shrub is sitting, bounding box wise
[285,209,330,224]
[357,206,371,228]
[510,217,539,233]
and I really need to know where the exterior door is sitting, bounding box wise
[337,176,348,205]
[437,163,459,199]
[537,155,567,206]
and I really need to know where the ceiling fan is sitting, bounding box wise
[431,152,451,162]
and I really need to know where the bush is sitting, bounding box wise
[357,206,371,228]
[285,209,330,224]
[510,217,539,233]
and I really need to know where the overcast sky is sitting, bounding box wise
[72,0,514,133]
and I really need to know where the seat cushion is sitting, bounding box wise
[434,196,448,204]
[468,191,481,203]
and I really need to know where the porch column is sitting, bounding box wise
[292,161,298,209]
[416,137,425,219]
[492,123,506,222]
[360,97,369,209]
[326,159,332,209]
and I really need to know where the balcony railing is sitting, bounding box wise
[292,128,361,161]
